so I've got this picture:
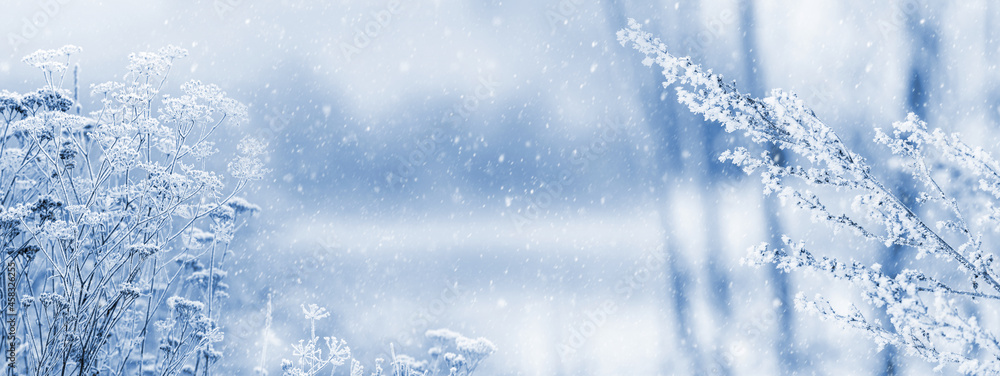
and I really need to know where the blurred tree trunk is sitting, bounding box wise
[677,1,737,374]
[876,2,942,375]
[602,2,707,374]
[737,0,797,374]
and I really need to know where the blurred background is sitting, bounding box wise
[4,0,1000,374]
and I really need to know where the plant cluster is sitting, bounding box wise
[1,45,264,375]
[277,305,495,376]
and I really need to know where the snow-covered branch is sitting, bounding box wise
[620,18,1000,373]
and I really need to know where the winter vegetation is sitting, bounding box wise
[0,44,496,376]
[7,1,1000,375]
[276,304,495,376]
[620,18,1000,374]
[0,45,265,375]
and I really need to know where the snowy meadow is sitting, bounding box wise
[4,1,1000,375]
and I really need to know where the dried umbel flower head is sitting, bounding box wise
[21,45,81,70]
[8,244,40,263]
[127,51,171,77]
[17,88,73,115]
[301,303,330,321]
[229,137,270,180]
[127,244,160,258]
[226,197,261,215]
[167,296,205,322]
[455,337,497,358]
[0,91,21,118]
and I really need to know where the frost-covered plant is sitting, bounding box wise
[620,19,1000,374]
[1,45,265,375]
[423,328,495,376]
[279,304,351,376]
[279,305,495,376]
